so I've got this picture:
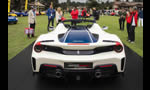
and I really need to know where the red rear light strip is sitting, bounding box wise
[79,65,89,67]
[36,42,41,45]
[44,64,57,68]
[115,42,121,46]
[68,43,89,45]
[99,65,113,67]
[114,41,123,53]
[34,41,42,53]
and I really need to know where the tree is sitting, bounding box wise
[86,0,100,9]
[11,0,36,11]
[67,0,71,7]
[11,0,25,11]
[40,0,59,9]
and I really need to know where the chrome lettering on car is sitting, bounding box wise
[68,64,79,68]
[77,50,80,55]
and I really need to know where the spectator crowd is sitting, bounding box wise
[118,6,143,43]
[27,4,143,44]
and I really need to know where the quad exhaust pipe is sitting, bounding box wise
[55,69,102,78]
[95,69,102,78]
[55,69,62,78]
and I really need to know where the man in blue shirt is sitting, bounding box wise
[138,8,143,27]
[46,5,55,31]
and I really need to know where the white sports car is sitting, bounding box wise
[31,19,126,79]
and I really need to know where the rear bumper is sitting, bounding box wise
[32,50,126,72]
[39,63,120,79]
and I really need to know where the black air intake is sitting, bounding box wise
[121,58,125,70]
[32,57,36,70]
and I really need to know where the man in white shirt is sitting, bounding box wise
[129,6,138,43]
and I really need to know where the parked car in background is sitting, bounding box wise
[110,12,116,16]
[40,11,46,15]
[15,11,28,17]
[8,13,18,24]
[8,13,17,17]
[36,11,40,16]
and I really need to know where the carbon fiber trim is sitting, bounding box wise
[41,45,114,55]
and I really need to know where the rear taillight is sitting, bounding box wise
[99,65,113,68]
[113,42,123,53]
[34,42,43,52]
[44,64,57,68]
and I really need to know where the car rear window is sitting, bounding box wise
[65,30,92,43]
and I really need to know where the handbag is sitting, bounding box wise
[25,28,34,34]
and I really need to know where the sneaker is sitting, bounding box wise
[130,41,135,43]
[127,40,131,42]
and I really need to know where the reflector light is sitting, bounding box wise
[34,42,42,52]
[114,42,123,53]
[79,65,89,67]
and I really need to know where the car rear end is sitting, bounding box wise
[32,41,126,79]
[31,23,126,79]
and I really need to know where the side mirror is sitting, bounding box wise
[102,26,108,30]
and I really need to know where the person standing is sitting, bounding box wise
[81,8,87,19]
[138,8,143,27]
[90,8,93,16]
[126,8,132,42]
[129,6,138,43]
[78,7,82,18]
[126,7,138,43]
[102,9,104,16]
[28,6,36,38]
[70,7,78,25]
[69,8,72,14]
[92,7,99,20]
[119,8,126,30]
[56,7,63,25]
[46,4,55,32]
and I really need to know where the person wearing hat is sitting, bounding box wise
[28,6,36,38]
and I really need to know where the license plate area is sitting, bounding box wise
[64,62,93,68]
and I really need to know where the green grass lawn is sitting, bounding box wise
[97,16,143,57]
[8,15,49,60]
[8,14,143,60]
